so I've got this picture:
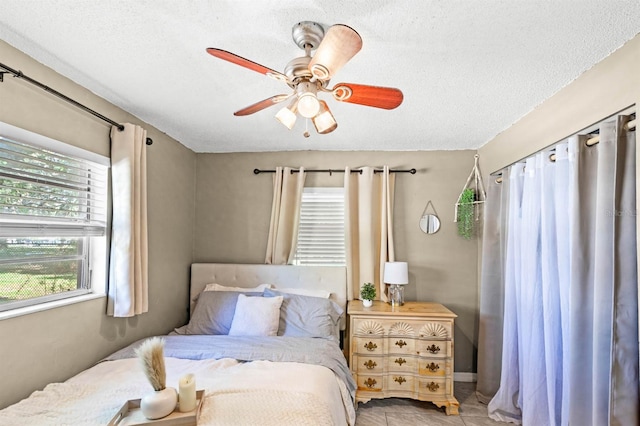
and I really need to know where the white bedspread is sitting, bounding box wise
[0,356,355,425]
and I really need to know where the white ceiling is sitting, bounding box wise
[0,1,639,153]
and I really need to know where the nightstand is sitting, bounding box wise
[347,300,459,415]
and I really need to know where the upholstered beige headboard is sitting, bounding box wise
[190,263,348,329]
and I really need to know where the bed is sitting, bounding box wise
[0,263,356,425]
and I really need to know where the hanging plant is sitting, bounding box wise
[454,154,485,240]
[457,188,476,239]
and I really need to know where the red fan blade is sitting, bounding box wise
[308,25,362,80]
[233,94,292,116]
[331,83,403,110]
[206,48,289,83]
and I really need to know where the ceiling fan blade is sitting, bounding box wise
[233,94,292,116]
[331,83,404,110]
[206,48,289,83]
[308,25,362,81]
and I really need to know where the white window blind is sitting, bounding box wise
[0,123,109,312]
[294,187,345,266]
[0,135,108,235]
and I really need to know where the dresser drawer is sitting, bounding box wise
[417,340,451,358]
[355,355,384,374]
[353,337,384,355]
[352,318,386,336]
[387,354,417,372]
[387,336,415,355]
[417,321,453,340]
[357,375,384,392]
[418,359,450,377]
[388,374,415,392]
[418,378,447,398]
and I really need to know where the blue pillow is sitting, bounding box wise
[185,291,262,335]
[263,288,343,343]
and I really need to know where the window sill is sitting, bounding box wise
[0,293,106,321]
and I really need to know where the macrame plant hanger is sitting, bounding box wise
[454,154,486,239]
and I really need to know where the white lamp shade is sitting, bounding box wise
[275,99,297,129]
[297,92,320,118]
[384,262,408,285]
[312,101,337,134]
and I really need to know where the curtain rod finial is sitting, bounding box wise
[254,168,261,174]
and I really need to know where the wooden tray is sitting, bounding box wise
[108,390,205,426]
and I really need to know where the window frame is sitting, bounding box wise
[0,121,109,314]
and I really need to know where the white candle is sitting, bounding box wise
[178,373,197,412]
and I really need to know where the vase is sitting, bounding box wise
[141,387,178,420]
[362,299,373,307]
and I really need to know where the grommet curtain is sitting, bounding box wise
[344,166,395,301]
[107,123,148,317]
[265,166,306,264]
[481,115,638,425]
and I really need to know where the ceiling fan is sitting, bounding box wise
[206,21,403,136]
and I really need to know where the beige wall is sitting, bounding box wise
[194,150,480,373]
[0,40,197,408]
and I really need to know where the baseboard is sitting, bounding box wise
[453,372,477,382]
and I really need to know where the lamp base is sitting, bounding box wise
[388,284,405,307]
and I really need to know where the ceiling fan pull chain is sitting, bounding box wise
[304,119,310,138]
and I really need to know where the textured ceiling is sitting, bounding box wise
[0,1,639,153]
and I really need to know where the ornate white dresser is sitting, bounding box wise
[347,300,459,415]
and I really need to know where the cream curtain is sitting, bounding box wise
[265,166,306,264]
[344,166,395,301]
[107,124,148,317]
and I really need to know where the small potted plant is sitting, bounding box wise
[360,283,376,307]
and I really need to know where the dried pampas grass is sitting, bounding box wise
[135,337,167,391]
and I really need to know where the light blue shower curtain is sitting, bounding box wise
[486,115,638,425]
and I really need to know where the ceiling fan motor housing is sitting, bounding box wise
[284,56,313,81]
[292,21,325,50]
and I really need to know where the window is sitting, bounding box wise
[294,187,345,266]
[0,122,109,312]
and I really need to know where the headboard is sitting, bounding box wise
[190,263,348,328]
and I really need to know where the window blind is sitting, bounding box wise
[294,187,345,266]
[0,135,108,237]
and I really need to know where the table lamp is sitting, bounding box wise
[384,261,408,306]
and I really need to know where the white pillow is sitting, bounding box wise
[275,287,331,299]
[204,283,272,292]
[228,294,284,336]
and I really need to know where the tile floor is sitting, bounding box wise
[354,382,511,426]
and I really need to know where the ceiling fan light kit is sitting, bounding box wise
[312,100,338,134]
[295,81,320,118]
[275,99,298,130]
[206,21,403,136]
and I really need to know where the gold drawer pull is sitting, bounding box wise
[363,360,377,370]
[425,381,440,392]
[395,339,407,348]
[395,357,406,366]
[364,341,378,351]
[394,376,406,385]
[425,362,440,372]
[364,378,377,388]
[426,344,441,354]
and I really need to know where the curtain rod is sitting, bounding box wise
[0,61,153,145]
[494,114,636,184]
[254,168,417,175]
